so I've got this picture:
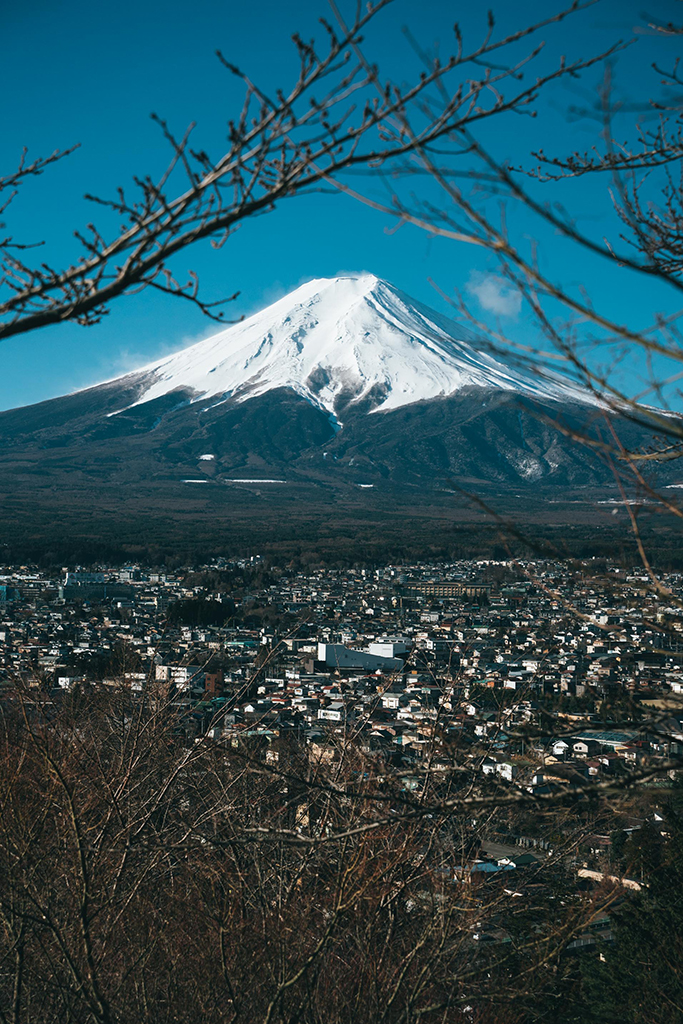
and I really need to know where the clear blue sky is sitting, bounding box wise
[1,0,681,410]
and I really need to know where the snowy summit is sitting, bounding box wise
[114,273,583,422]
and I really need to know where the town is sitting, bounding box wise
[2,556,682,797]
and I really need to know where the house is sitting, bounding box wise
[495,761,518,783]
[552,739,570,759]
[572,738,600,758]
[318,701,353,722]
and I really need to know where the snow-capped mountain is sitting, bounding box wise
[113,273,586,422]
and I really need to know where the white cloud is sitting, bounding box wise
[466,272,522,318]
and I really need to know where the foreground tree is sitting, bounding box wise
[0,678,652,1024]
[1,1,610,341]
[333,5,683,506]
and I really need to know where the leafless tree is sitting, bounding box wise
[1,1,611,343]
[329,5,683,442]
[0,677,636,1024]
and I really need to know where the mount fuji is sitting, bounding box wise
[0,274,668,551]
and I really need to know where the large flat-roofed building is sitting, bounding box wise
[59,583,134,602]
[65,572,106,586]
[402,582,491,599]
[367,639,410,658]
[318,643,403,673]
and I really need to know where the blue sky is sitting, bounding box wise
[1,0,681,410]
